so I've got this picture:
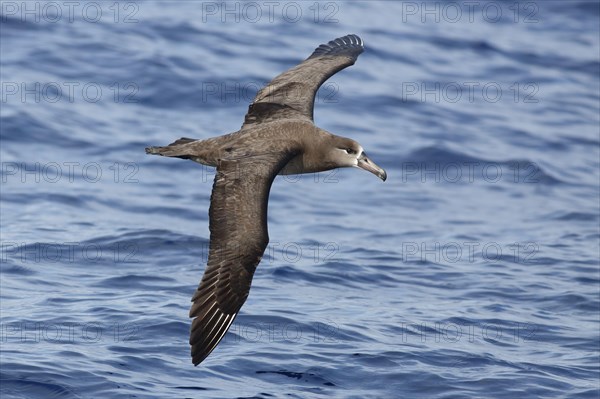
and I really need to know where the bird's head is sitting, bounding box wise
[325,136,387,181]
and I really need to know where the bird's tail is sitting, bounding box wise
[145,137,197,159]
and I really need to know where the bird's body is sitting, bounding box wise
[146,34,386,365]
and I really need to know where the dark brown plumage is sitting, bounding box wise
[145,34,386,366]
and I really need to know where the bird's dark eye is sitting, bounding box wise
[345,148,356,155]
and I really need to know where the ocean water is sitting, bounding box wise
[1,1,599,398]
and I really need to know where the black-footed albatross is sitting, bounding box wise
[146,34,386,366]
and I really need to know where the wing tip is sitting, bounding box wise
[308,34,364,59]
[189,311,238,366]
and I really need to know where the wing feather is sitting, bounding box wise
[189,151,298,365]
[242,34,364,128]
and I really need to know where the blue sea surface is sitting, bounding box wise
[1,1,599,398]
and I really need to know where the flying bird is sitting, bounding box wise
[146,34,386,365]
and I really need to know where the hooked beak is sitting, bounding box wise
[357,152,387,181]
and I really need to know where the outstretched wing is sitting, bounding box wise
[242,34,364,128]
[189,151,297,365]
